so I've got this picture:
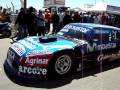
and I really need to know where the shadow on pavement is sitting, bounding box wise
[4,60,120,89]
[0,35,11,39]
[0,36,5,39]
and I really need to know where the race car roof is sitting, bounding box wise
[70,23,120,31]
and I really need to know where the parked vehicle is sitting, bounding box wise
[0,22,11,37]
[4,23,120,80]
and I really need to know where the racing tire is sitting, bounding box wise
[48,53,73,77]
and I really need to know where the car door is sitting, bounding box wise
[112,29,120,55]
[83,27,102,61]
[85,27,117,61]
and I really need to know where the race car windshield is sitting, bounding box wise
[57,28,90,40]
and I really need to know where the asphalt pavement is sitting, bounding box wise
[0,38,120,90]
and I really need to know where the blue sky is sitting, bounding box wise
[0,0,120,10]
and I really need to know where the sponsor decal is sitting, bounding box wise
[19,37,44,50]
[64,25,90,33]
[97,51,120,61]
[87,43,97,52]
[7,50,15,60]
[11,43,26,56]
[25,57,49,66]
[19,66,47,75]
[87,43,116,52]
[19,40,36,49]
[26,50,52,56]
[97,43,116,50]
[44,45,73,50]
[25,38,44,48]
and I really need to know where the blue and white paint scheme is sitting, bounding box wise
[5,23,120,79]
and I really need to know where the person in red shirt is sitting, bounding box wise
[44,9,51,34]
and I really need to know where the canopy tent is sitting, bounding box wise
[72,7,83,12]
[86,1,107,12]
[106,5,120,15]
[85,1,120,15]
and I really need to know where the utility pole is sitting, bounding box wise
[11,2,15,13]
[11,2,15,23]
[20,0,27,9]
[24,0,27,10]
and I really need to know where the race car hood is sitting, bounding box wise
[10,36,78,57]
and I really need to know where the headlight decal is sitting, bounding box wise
[11,43,26,56]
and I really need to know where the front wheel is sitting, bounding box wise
[49,54,73,76]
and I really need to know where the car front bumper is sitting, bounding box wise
[4,59,47,81]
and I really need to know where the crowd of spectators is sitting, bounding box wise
[1,6,120,40]
[14,7,120,40]
[0,7,11,23]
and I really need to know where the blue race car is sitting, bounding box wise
[4,23,120,79]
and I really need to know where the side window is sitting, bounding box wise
[92,27,101,41]
[67,29,90,40]
[101,28,112,42]
[115,30,120,40]
[93,27,110,42]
